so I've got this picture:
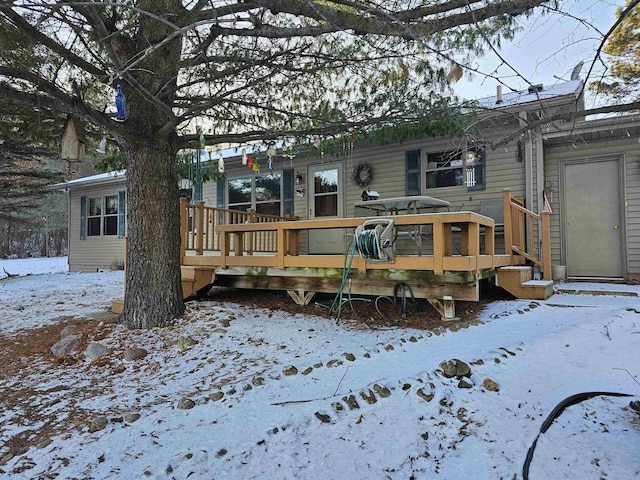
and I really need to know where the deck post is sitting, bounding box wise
[433,219,445,275]
[277,224,286,269]
[541,211,552,280]
[503,189,513,261]
[179,198,187,264]
[246,208,255,255]
[196,201,205,255]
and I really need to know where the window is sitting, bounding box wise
[312,168,339,217]
[425,146,486,191]
[426,151,465,189]
[87,195,119,236]
[228,173,282,216]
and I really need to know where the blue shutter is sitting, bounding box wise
[216,180,225,208]
[405,150,421,196]
[80,196,87,240]
[118,191,126,238]
[283,168,294,217]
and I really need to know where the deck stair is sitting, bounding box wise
[496,266,554,300]
[181,265,216,298]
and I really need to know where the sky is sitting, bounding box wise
[1,257,640,479]
[453,0,623,104]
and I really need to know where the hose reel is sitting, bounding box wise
[354,218,395,262]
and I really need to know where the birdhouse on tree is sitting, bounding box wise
[61,115,86,161]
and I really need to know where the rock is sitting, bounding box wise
[402,383,411,390]
[89,416,109,432]
[61,433,72,440]
[0,452,14,465]
[360,389,377,405]
[313,362,323,368]
[220,319,231,327]
[243,384,252,391]
[251,377,264,386]
[332,402,344,412]
[471,359,484,366]
[439,360,457,378]
[363,353,371,358]
[36,439,52,449]
[416,385,435,402]
[85,342,110,361]
[50,334,82,357]
[176,336,197,351]
[482,378,500,392]
[439,359,471,378]
[302,367,313,375]
[123,347,147,361]
[177,397,196,410]
[283,365,298,376]
[373,383,391,398]
[60,325,76,339]
[384,344,394,351]
[315,412,331,423]
[209,391,224,401]
[458,378,474,389]
[630,400,640,413]
[342,395,360,410]
[409,336,418,342]
[343,353,356,361]
[268,372,281,380]
[124,413,141,423]
[454,359,471,377]
[326,359,343,368]
[212,328,227,335]
[216,449,227,457]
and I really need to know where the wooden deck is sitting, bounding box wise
[176,189,553,306]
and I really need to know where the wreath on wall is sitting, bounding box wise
[352,162,372,187]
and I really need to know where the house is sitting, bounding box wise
[51,170,126,271]
[52,80,640,291]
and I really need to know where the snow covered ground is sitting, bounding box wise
[1,257,639,479]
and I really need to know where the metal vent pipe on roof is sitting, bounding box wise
[496,85,503,104]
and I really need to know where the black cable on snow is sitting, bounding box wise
[523,391,635,479]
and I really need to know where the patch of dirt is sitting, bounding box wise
[0,314,120,464]
[200,279,510,331]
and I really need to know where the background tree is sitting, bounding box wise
[591,0,640,102]
[1,0,559,329]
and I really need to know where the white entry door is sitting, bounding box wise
[308,164,344,254]
[562,157,624,278]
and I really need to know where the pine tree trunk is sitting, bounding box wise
[120,140,185,328]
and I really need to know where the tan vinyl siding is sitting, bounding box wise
[544,136,640,276]
[68,181,127,272]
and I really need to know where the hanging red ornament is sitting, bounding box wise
[247,154,253,166]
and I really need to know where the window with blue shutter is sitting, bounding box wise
[405,150,421,196]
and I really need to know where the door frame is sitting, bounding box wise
[307,162,345,254]
[559,154,627,279]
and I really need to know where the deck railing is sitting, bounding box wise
[179,198,290,262]
[502,188,552,280]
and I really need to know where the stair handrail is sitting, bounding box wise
[502,189,551,280]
